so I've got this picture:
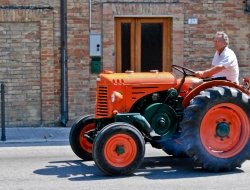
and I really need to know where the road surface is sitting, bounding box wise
[0,144,249,190]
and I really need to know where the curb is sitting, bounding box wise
[0,139,69,147]
[0,127,70,146]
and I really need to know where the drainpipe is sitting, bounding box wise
[60,0,68,126]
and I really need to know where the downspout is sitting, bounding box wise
[89,0,91,32]
[60,0,68,126]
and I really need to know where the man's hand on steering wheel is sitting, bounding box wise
[194,71,205,78]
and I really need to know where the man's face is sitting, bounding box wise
[213,35,226,52]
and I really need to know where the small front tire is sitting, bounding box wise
[93,122,145,175]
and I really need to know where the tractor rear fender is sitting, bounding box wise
[182,80,249,108]
[114,113,160,140]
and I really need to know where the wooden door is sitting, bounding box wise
[115,17,172,72]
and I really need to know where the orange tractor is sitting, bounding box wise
[69,65,250,175]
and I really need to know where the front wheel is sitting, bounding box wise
[69,115,95,160]
[181,86,250,171]
[93,122,145,175]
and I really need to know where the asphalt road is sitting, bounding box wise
[0,144,249,190]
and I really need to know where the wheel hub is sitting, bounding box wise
[115,145,125,155]
[216,122,230,138]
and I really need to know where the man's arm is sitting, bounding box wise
[195,65,225,78]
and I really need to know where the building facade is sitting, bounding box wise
[0,0,249,127]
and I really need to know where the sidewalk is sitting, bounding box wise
[0,127,70,146]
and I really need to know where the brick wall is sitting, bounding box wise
[67,0,91,121]
[0,22,41,126]
[182,0,250,79]
[91,0,249,78]
[0,0,249,127]
[0,1,59,126]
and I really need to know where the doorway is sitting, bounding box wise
[115,17,172,72]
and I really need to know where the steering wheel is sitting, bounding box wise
[172,64,196,77]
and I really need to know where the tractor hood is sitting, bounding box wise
[97,71,177,85]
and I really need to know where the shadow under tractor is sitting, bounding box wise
[69,65,250,175]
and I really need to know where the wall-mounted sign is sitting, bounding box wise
[188,17,198,25]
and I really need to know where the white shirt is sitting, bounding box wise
[212,46,239,84]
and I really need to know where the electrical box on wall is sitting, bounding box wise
[89,34,101,57]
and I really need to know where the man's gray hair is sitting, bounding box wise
[216,31,230,45]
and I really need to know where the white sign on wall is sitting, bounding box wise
[188,17,198,25]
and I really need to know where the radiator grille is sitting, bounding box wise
[96,86,109,117]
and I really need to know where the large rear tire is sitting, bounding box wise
[181,86,250,171]
[69,115,95,161]
[93,122,145,175]
[162,137,187,158]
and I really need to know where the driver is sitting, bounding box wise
[194,31,239,84]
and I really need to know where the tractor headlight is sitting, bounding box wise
[111,91,123,103]
[96,77,101,82]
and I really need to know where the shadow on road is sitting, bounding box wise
[33,156,243,181]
